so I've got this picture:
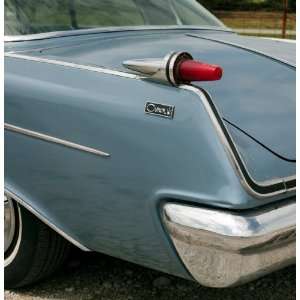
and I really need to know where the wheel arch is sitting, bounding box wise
[4,186,90,252]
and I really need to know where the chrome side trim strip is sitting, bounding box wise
[5,52,139,79]
[5,123,110,157]
[5,189,91,251]
[180,85,295,198]
[186,34,295,68]
[4,26,233,42]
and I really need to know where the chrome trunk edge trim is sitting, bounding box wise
[180,85,295,199]
[5,52,139,79]
[4,26,233,42]
[5,123,110,158]
[5,189,91,251]
[163,201,295,287]
[261,37,296,44]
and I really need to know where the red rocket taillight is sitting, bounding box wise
[123,51,223,86]
[177,60,223,82]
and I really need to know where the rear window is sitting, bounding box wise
[5,0,225,36]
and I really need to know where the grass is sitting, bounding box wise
[216,11,296,31]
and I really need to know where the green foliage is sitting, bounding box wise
[199,0,296,12]
[289,0,296,10]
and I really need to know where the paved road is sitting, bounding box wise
[5,250,295,300]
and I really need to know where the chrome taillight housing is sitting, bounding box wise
[123,51,223,86]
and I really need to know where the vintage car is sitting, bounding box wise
[4,0,295,289]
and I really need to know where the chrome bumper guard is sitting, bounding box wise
[163,201,295,287]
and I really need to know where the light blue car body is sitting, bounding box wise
[5,27,295,279]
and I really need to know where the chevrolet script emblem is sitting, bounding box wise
[145,102,175,119]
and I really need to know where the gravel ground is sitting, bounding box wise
[5,249,295,300]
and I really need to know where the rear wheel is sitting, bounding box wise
[4,194,70,288]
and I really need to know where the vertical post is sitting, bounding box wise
[68,0,78,29]
[282,0,288,39]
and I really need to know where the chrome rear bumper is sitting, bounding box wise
[163,201,295,288]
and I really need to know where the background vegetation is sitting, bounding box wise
[199,0,296,39]
[200,0,296,12]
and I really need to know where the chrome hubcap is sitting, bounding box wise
[4,195,16,253]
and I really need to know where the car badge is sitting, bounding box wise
[145,102,175,119]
